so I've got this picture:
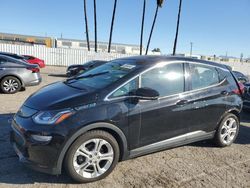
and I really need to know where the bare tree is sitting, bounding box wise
[173,0,183,55]
[108,0,118,53]
[94,0,98,52]
[83,0,90,51]
[140,0,146,55]
[145,0,164,55]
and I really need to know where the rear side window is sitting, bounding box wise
[217,68,238,87]
[0,58,7,64]
[189,64,219,90]
[140,63,185,97]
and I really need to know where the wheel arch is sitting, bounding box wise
[217,108,241,129]
[55,122,129,175]
[0,74,24,87]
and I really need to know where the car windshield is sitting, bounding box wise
[66,60,138,89]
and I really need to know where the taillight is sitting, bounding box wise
[27,67,40,73]
[233,82,245,95]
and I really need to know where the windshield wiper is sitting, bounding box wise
[65,71,109,82]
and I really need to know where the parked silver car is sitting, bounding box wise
[0,55,41,94]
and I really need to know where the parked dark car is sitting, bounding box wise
[66,60,107,77]
[0,52,27,62]
[242,83,250,110]
[0,55,41,94]
[10,56,243,183]
[233,71,249,84]
[232,71,250,110]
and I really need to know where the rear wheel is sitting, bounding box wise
[213,114,239,147]
[0,76,21,94]
[64,130,120,183]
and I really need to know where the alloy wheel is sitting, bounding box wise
[220,117,237,145]
[3,79,19,93]
[73,138,114,179]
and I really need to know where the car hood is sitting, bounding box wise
[24,81,98,111]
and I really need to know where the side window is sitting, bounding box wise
[110,78,138,98]
[189,64,219,90]
[0,58,7,64]
[140,63,185,97]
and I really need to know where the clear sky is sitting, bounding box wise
[0,0,249,58]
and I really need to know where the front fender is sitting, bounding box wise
[55,122,129,175]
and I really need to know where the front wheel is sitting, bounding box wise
[0,76,21,94]
[213,114,240,147]
[64,130,120,183]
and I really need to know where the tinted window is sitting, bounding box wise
[0,58,7,64]
[111,78,138,98]
[189,64,219,90]
[141,63,185,97]
[71,60,139,89]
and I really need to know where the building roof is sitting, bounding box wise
[58,38,141,47]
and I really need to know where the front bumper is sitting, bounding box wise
[10,117,65,175]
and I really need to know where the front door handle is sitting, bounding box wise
[176,100,189,105]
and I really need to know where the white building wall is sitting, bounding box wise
[0,43,249,76]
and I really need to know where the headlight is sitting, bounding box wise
[33,109,75,125]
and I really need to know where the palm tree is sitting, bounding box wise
[140,0,146,55]
[146,1,163,55]
[94,0,98,52]
[83,0,90,51]
[108,0,118,53]
[173,0,183,55]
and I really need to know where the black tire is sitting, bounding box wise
[213,113,240,147]
[64,130,120,183]
[0,76,22,94]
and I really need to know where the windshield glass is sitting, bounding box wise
[67,60,138,89]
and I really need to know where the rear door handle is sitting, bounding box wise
[176,100,189,105]
[221,91,229,96]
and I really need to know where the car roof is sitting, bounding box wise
[117,55,229,70]
[0,54,27,63]
[0,52,24,58]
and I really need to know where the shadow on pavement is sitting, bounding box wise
[48,73,68,77]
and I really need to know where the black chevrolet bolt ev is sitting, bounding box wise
[10,56,243,183]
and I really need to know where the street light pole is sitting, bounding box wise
[190,42,193,57]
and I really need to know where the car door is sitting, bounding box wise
[136,62,194,147]
[186,62,227,133]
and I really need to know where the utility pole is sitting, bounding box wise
[190,42,193,57]
[84,0,90,51]
[108,0,118,53]
[172,0,183,56]
[140,0,146,55]
[94,0,98,52]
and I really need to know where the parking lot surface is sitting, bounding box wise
[0,66,250,188]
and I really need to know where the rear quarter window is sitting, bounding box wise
[217,68,238,89]
[189,64,220,90]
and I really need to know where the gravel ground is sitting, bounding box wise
[0,66,250,188]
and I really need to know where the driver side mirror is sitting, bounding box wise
[135,87,159,100]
